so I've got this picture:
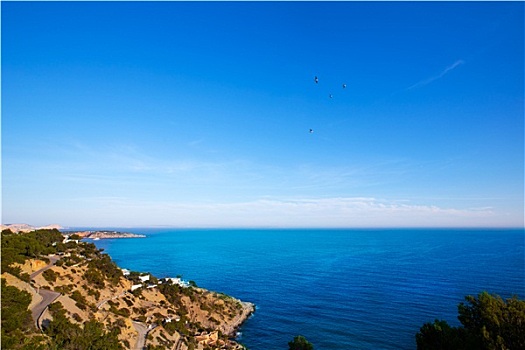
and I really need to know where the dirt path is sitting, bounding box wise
[96,290,129,309]
[174,337,183,350]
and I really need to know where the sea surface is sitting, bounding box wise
[86,228,524,350]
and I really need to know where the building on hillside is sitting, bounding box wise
[62,235,79,244]
[165,277,190,288]
[130,284,142,291]
[138,274,150,283]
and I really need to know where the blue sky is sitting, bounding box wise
[2,1,523,228]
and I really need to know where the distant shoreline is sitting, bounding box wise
[64,230,146,239]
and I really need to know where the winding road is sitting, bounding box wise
[28,255,155,348]
[29,255,60,280]
[132,321,148,350]
[132,321,157,350]
[30,256,61,330]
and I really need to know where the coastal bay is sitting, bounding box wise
[93,228,525,350]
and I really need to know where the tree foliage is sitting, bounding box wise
[87,253,122,285]
[84,267,106,288]
[1,229,63,274]
[43,268,58,283]
[45,302,124,350]
[416,292,525,350]
[288,335,314,350]
[1,279,40,349]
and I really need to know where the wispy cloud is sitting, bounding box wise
[408,60,465,90]
[63,196,508,228]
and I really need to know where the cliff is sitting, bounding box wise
[1,227,255,350]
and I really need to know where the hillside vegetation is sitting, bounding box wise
[1,228,254,350]
[416,291,525,350]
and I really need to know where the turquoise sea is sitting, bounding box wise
[87,228,524,349]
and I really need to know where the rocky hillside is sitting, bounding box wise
[1,228,254,350]
[0,223,63,233]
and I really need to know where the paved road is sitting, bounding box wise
[32,289,61,329]
[132,321,158,350]
[132,321,148,350]
[30,255,61,329]
[30,255,60,279]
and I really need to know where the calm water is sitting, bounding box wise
[87,228,524,350]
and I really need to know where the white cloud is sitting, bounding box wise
[59,196,513,228]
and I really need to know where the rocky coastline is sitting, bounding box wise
[67,230,146,239]
[2,226,255,350]
[222,301,256,336]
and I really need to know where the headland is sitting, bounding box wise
[1,226,255,350]
[65,230,146,239]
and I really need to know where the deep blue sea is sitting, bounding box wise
[86,228,524,350]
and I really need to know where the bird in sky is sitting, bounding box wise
[342,83,346,89]
[314,76,319,84]
[329,94,333,98]
[309,129,314,133]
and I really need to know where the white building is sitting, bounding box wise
[62,235,79,244]
[130,284,142,291]
[167,277,190,288]
[138,274,150,283]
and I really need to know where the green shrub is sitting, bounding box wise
[42,269,58,283]
[84,267,105,288]
[117,308,130,317]
[19,273,31,282]
[71,290,87,304]
[76,302,87,311]
[46,302,124,350]
[87,254,122,285]
[87,288,101,300]
[289,335,314,350]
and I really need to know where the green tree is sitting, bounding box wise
[1,279,38,349]
[46,302,123,350]
[457,292,525,349]
[416,319,466,350]
[417,292,525,350]
[43,268,58,283]
[84,267,105,288]
[288,335,314,350]
[1,228,62,272]
[87,253,122,285]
